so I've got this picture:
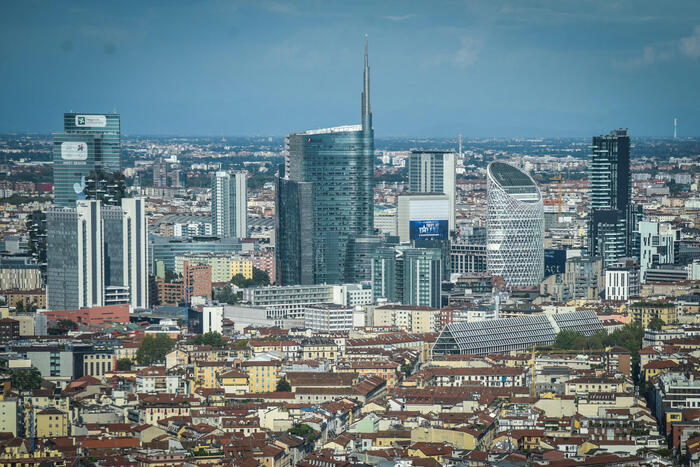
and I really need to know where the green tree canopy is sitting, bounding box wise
[10,367,42,391]
[276,378,291,392]
[230,267,271,288]
[401,363,413,376]
[647,317,665,331]
[288,423,316,443]
[187,332,227,347]
[214,285,241,304]
[136,334,175,365]
[116,358,133,371]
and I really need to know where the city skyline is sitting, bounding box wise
[2,1,700,137]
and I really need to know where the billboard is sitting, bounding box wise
[410,219,448,241]
[61,141,88,160]
[75,115,107,127]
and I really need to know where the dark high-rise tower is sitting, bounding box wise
[588,129,633,267]
[276,40,374,285]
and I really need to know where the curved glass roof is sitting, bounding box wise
[488,162,536,188]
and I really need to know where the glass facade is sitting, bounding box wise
[275,178,314,285]
[63,113,121,172]
[277,42,374,285]
[588,129,634,267]
[53,113,121,208]
[486,162,545,287]
[46,208,80,310]
[371,245,442,308]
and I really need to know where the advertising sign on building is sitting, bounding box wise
[61,141,89,160]
[75,115,107,127]
[409,219,448,241]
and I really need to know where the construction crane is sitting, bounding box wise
[530,345,536,397]
[549,173,563,218]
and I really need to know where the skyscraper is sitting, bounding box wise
[122,198,149,309]
[588,129,632,267]
[212,171,248,239]
[47,200,105,310]
[486,162,544,287]
[275,177,314,285]
[153,158,168,188]
[408,150,456,231]
[371,245,442,308]
[46,198,149,311]
[276,40,374,285]
[53,113,121,208]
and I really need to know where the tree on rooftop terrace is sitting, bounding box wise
[288,423,316,443]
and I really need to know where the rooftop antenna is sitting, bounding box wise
[673,117,678,139]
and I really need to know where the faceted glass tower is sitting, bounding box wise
[486,162,544,286]
[588,129,632,267]
[277,40,374,285]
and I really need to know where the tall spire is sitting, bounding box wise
[362,35,372,131]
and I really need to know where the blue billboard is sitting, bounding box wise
[410,220,448,241]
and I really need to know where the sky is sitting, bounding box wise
[2,0,700,137]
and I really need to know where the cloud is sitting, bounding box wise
[619,25,700,68]
[436,36,481,69]
[381,14,415,22]
[680,25,700,59]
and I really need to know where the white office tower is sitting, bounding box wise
[122,198,149,309]
[76,200,105,308]
[408,150,456,231]
[212,171,248,238]
[202,305,224,334]
[486,162,544,287]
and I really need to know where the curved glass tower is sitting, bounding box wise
[486,162,544,286]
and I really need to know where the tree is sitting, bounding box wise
[116,358,133,371]
[401,363,413,376]
[647,317,665,331]
[15,301,24,314]
[252,267,270,286]
[276,378,291,392]
[10,367,42,391]
[230,267,271,289]
[554,330,587,350]
[288,423,316,443]
[164,270,181,283]
[136,334,175,365]
[214,285,241,304]
[187,332,227,347]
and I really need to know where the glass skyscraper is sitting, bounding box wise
[588,129,633,267]
[53,113,121,208]
[486,162,545,287]
[277,41,374,285]
[371,245,442,308]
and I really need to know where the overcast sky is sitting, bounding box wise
[2,0,700,137]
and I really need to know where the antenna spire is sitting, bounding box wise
[362,35,372,131]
